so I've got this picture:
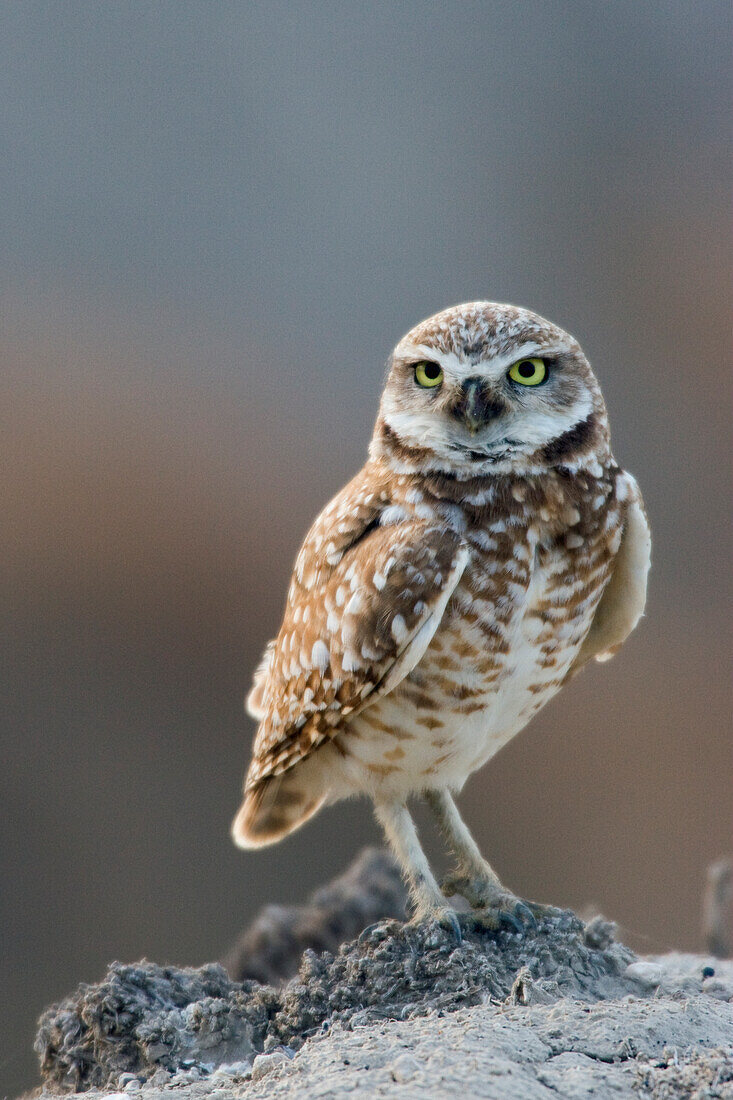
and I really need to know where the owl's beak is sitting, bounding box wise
[454,377,505,435]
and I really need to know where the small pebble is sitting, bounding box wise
[124,1081,141,1093]
[251,1051,290,1081]
[211,1060,252,1078]
[390,1053,421,1083]
[147,1068,170,1087]
[624,961,662,989]
[702,975,733,1001]
[169,1069,201,1086]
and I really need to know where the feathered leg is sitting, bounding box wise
[425,788,558,931]
[373,798,461,940]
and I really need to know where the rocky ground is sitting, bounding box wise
[30,851,733,1100]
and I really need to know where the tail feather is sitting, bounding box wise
[231,770,327,849]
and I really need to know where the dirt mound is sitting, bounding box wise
[37,903,631,1091]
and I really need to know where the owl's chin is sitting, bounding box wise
[448,439,522,465]
[373,418,537,480]
[425,452,527,482]
[465,447,516,464]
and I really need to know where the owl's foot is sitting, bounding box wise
[460,895,565,935]
[442,871,562,934]
[410,904,463,944]
[441,869,507,910]
[460,901,528,935]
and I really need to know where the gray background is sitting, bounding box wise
[2,2,731,1094]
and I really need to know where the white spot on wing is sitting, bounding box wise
[346,592,363,615]
[380,504,408,526]
[391,614,408,643]
[311,640,330,672]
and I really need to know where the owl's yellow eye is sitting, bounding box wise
[414,361,443,388]
[508,357,547,386]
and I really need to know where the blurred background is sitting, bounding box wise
[2,1,731,1093]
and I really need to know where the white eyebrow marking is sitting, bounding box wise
[397,342,444,361]
[492,342,568,369]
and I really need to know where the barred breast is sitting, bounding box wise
[327,466,624,800]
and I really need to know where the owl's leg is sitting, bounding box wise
[425,788,503,900]
[425,789,557,931]
[373,799,462,941]
[424,788,507,906]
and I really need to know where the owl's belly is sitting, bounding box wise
[331,560,605,799]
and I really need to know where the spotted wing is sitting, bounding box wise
[243,468,468,791]
[572,472,651,671]
[245,640,276,720]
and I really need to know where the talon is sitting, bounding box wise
[357,922,379,944]
[461,906,521,935]
[513,901,538,930]
[439,907,463,944]
[524,900,564,924]
[496,907,524,934]
[357,918,400,944]
[412,906,462,944]
[503,910,525,934]
[460,893,550,936]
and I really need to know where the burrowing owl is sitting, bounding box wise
[232,302,650,934]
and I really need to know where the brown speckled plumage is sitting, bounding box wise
[232,301,650,925]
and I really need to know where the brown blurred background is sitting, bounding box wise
[2,2,731,1093]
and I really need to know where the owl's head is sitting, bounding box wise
[371,302,609,479]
